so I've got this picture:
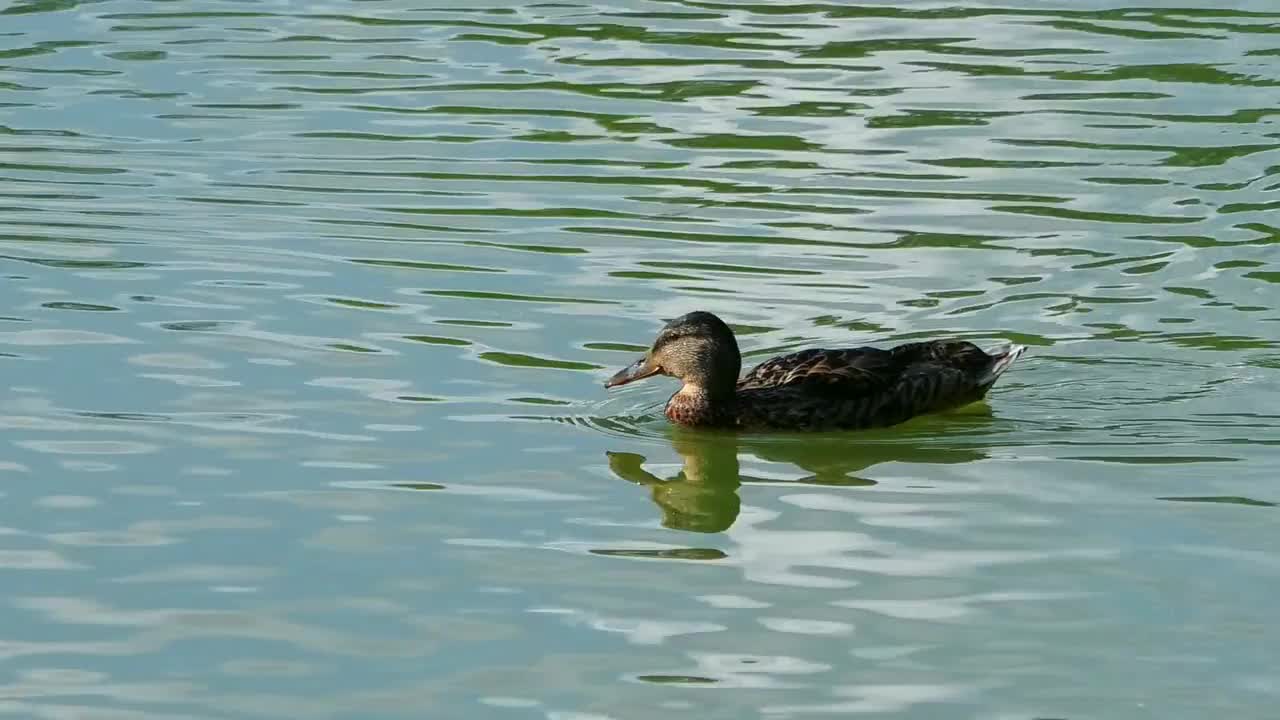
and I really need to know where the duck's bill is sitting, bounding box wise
[604,357,661,388]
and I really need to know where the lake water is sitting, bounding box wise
[2,1,1278,718]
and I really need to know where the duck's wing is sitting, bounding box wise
[738,347,896,395]
[887,339,992,372]
[735,341,1025,431]
[878,339,1025,416]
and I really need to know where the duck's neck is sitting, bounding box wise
[665,383,736,427]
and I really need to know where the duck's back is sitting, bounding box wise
[733,340,1023,430]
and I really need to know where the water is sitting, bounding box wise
[2,1,1278,717]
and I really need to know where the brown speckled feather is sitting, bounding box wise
[730,340,1022,431]
[739,348,892,394]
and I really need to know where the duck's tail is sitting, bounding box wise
[977,343,1027,387]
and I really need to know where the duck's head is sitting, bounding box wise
[604,311,741,396]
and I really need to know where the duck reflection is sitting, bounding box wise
[608,431,743,534]
[607,411,996,533]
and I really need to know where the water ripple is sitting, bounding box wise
[2,1,1278,718]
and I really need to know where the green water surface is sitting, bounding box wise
[1,1,1278,718]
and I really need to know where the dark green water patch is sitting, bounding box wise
[425,290,615,305]
[41,301,119,311]
[351,258,503,273]
[480,352,601,371]
[1158,496,1275,507]
[589,548,727,561]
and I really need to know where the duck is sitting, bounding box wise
[603,310,1025,431]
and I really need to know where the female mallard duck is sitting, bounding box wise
[604,310,1025,431]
